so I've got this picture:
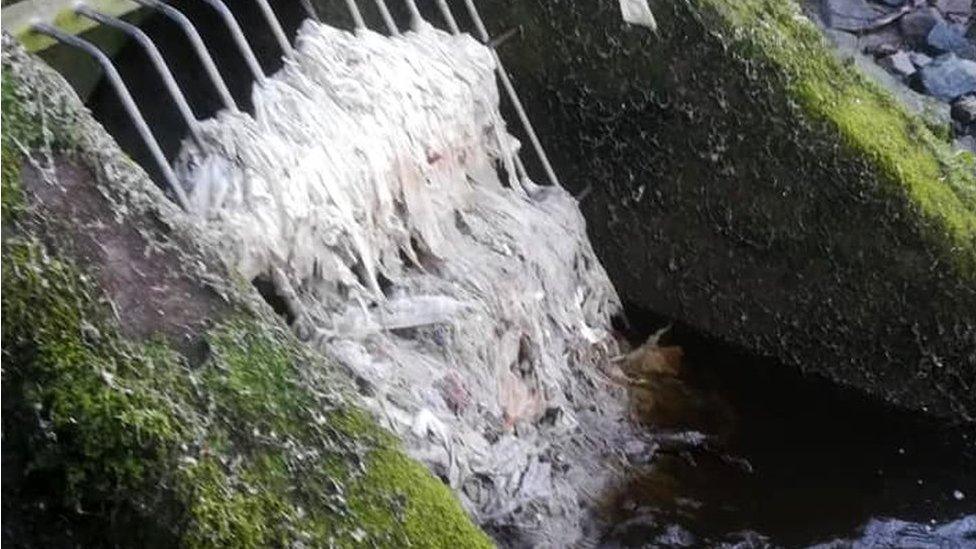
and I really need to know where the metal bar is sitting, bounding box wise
[197,0,266,83]
[32,23,190,210]
[75,6,202,146]
[254,0,294,56]
[514,154,529,183]
[430,0,521,194]
[462,0,559,187]
[433,0,459,34]
[132,0,238,112]
[402,0,423,30]
[373,0,400,35]
[488,26,520,49]
[344,0,366,29]
[299,0,320,22]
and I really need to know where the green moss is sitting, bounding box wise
[3,210,488,548]
[2,72,39,221]
[2,27,491,546]
[707,0,976,274]
[350,448,494,548]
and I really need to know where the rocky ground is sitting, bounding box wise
[809,0,975,151]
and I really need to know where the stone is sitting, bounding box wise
[936,0,972,22]
[900,7,945,45]
[824,28,861,50]
[860,26,905,55]
[909,51,933,67]
[822,0,887,31]
[866,42,900,57]
[917,54,976,100]
[926,21,976,59]
[878,50,917,76]
[955,134,976,153]
[877,0,906,6]
[951,94,976,125]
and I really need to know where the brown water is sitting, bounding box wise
[601,310,976,548]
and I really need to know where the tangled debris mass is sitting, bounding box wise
[175,20,637,546]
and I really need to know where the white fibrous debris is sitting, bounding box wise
[175,20,629,545]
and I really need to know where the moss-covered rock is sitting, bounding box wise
[1,34,491,548]
[476,0,975,421]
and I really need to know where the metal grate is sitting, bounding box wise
[15,0,560,209]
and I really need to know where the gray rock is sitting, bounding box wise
[825,31,953,129]
[926,21,976,59]
[866,42,899,58]
[822,0,887,31]
[950,95,976,125]
[954,134,976,152]
[909,51,933,67]
[900,7,945,45]
[935,0,972,22]
[917,54,976,100]
[824,28,861,50]
[860,26,905,55]
[877,0,907,7]
[878,50,917,76]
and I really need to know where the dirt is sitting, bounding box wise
[21,155,229,364]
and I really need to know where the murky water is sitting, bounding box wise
[602,308,976,548]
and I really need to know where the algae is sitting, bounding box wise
[710,0,976,274]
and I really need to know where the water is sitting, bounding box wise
[602,310,976,547]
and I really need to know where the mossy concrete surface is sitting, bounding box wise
[477,0,975,422]
[1,34,491,548]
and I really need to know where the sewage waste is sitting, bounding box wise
[174,19,636,547]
